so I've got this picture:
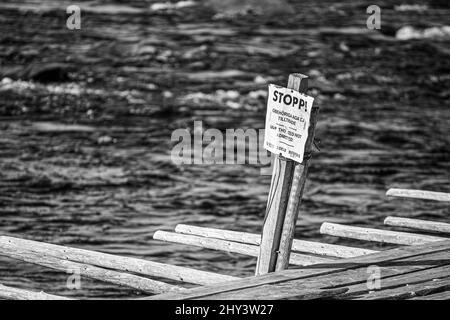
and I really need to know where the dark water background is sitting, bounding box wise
[0,0,449,298]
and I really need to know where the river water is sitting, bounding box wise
[0,0,449,298]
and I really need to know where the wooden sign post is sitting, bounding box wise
[256,73,319,275]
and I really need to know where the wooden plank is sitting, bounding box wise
[275,75,319,271]
[322,250,450,290]
[206,287,349,301]
[189,250,450,300]
[386,188,450,202]
[154,231,333,266]
[409,290,450,300]
[384,217,450,234]
[0,236,235,285]
[256,73,308,275]
[342,265,450,298]
[256,149,294,274]
[0,284,72,300]
[175,224,377,258]
[354,277,450,300]
[320,222,446,245]
[0,240,183,294]
[147,240,450,300]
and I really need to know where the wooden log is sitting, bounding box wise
[342,264,450,298]
[276,76,319,271]
[154,231,333,266]
[257,73,317,275]
[386,188,450,202]
[175,224,377,258]
[148,240,450,300]
[320,222,446,245]
[183,249,450,300]
[0,239,183,294]
[384,217,450,234]
[409,290,450,300]
[0,284,72,300]
[0,236,235,285]
[322,250,450,296]
[355,278,450,300]
[207,286,348,300]
[256,153,294,274]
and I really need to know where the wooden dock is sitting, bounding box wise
[0,72,448,300]
[147,240,450,300]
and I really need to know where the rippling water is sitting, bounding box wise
[0,0,449,298]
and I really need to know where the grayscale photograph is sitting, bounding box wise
[0,0,449,307]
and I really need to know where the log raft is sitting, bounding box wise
[0,188,448,299]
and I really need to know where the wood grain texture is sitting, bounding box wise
[154,231,333,266]
[409,290,450,300]
[386,188,450,202]
[342,264,450,298]
[0,236,234,285]
[320,222,446,245]
[175,224,377,258]
[147,240,450,300]
[276,100,319,270]
[0,284,72,300]
[384,217,450,234]
[0,237,184,294]
[256,157,294,274]
[354,278,450,300]
[186,250,450,300]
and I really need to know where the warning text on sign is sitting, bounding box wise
[264,84,314,163]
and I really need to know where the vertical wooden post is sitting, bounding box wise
[275,105,319,271]
[256,73,313,275]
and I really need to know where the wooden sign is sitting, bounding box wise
[264,84,314,163]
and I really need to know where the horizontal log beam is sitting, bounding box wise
[175,224,377,258]
[154,231,333,266]
[384,217,450,234]
[320,223,446,245]
[0,237,183,294]
[386,188,450,202]
[0,283,72,300]
[0,236,235,285]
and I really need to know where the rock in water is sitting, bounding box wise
[206,0,293,16]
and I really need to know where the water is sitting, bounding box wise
[0,0,449,298]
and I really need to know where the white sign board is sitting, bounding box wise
[264,84,314,163]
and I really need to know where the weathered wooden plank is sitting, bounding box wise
[354,277,450,300]
[322,250,450,290]
[0,284,72,300]
[147,240,450,300]
[206,287,349,300]
[0,236,235,285]
[154,231,333,266]
[342,265,450,298]
[256,74,308,276]
[409,290,450,300]
[0,240,183,294]
[190,250,450,300]
[175,224,377,258]
[256,148,294,274]
[384,217,450,234]
[386,188,450,202]
[320,222,446,245]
